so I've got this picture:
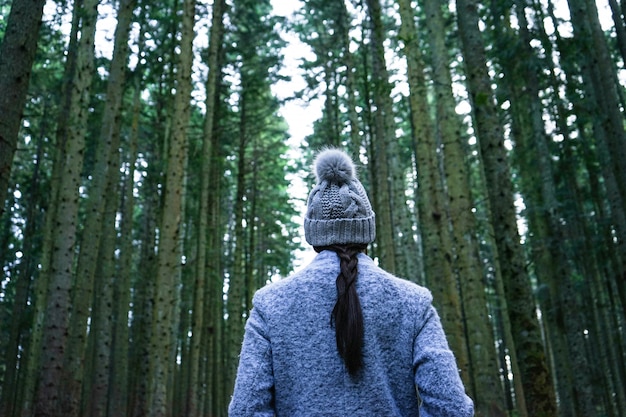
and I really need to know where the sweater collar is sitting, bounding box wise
[310,249,375,266]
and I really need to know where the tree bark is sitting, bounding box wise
[186,0,225,415]
[567,0,626,310]
[227,93,249,393]
[148,0,196,414]
[420,1,511,415]
[108,71,141,417]
[33,0,99,414]
[61,0,135,413]
[0,0,47,216]
[362,0,395,274]
[0,105,47,417]
[85,170,119,417]
[396,0,470,392]
[608,0,626,65]
[455,0,557,415]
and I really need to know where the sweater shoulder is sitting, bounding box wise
[252,274,295,306]
[358,255,433,304]
[251,265,314,311]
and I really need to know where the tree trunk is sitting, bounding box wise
[148,0,196,414]
[129,184,158,417]
[62,0,135,413]
[364,0,396,274]
[19,136,61,417]
[85,170,119,417]
[0,109,47,417]
[608,0,626,65]
[396,0,470,390]
[208,37,228,416]
[337,0,360,158]
[21,12,84,413]
[0,0,47,215]
[108,69,141,417]
[227,95,249,393]
[33,0,99,414]
[107,15,146,415]
[419,1,510,415]
[204,1,227,415]
[366,0,420,278]
[455,0,557,415]
[568,0,626,315]
[186,0,225,414]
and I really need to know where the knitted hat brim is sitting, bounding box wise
[304,215,376,246]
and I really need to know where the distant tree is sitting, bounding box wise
[108,64,142,417]
[185,0,226,415]
[455,0,557,415]
[365,0,420,277]
[419,1,511,415]
[146,0,196,414]
[0,103,49,417]
[202,1,229,414]
[567,0,626,313]
[224,0,289,392]
[126,0,180,414]
[396,0,470,392]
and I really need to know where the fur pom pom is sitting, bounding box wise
[314,149,355,185]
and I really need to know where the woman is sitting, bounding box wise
[229,148,474,416]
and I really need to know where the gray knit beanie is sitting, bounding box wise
[304,149,376,246]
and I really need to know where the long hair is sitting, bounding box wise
[315,244,367,375]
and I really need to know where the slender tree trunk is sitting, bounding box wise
[107,15,146,415]
[396,0,470,390]
[62,0,134,413]
[0,111,47,417]
[571,0,626,318]
[175,276,192,417]
[187,1,225,414]
[129,185,158,417]
[455,0,557,415]
[148,0,196,414]
[364,0,396,274]
[33,0,99,414]
[108,69,141,417]
[323,63,341,147]
[0,0,47,215]
[19,139,61,417]
[21,11,84,413]
[366,0,420,278]
[608,0,626,64]
[227,95,249,393]
[207,37,227,415]
[418,1,510,415]
[85,170,119,417]
[337,0,360,158]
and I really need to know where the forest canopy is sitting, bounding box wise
[0,0,625,416]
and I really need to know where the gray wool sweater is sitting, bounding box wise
[229,250,474,417]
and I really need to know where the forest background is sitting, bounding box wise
[0,0,625,416]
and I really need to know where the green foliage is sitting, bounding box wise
[0,0,12,40]
[220,0,298,283]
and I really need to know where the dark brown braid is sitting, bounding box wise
[315,244,368,375]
